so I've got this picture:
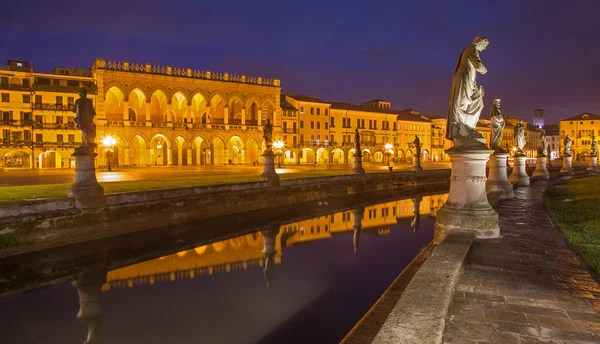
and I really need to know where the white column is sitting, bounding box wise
[509,155,530,186]
[487,152,514,199]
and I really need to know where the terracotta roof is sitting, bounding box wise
[280,95,297,110]
[561,113,600,121]
[364,99,388,103]
[543,124,560,136]
[330,101,398,115]
[285,94,331,105]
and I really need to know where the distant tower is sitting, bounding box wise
[533,108,545,128]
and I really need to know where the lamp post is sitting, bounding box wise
[273,140,284,168]
[384,143,393,166]
[102,135,116,172]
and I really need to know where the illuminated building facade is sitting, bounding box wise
[559,113,600,160]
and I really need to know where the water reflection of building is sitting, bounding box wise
[103,194,447,291]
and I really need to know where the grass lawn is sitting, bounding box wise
[0,169,354,203]
[546,175,600,274]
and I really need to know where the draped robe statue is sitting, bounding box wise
[354,129,361,156]
[263,119,273,152]
[413,135,421,157]
[515,120,526,154]
[591,136,598,157]
[446,36,489,140]
[489,99,505,151]
[538,130,547,156]
[564,134,572,156]
[73,88,97,154]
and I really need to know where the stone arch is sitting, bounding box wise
[405,149,414,161]
[316,147,329,164]
[245,136,261,165]
[38,150,62,169]
[168,87,190,101]
[105,86,125,121]
[172,135,190,166]
[191,134,209,166]
[422,149,430,162]
[190,93,208,125]
[150,90,169,123]
[171,92,188,124]
[245,97,260,125]
[397,149,404,160]
[127,88,147,122]
[261,98,275,123]
[374,151,384,163]
[150,134,169,166]
[128,134,148,166]
[283,149,296,164]
[3,150,31,168]
[210,94,226,125]
[332,148,344,163]
[228,95,244,125]
[362,148,371,162]
[348,148,356,162]
[227,135,245,165]
[300,148,315,164]
[210,135,226,165]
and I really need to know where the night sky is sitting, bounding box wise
[1,0,599,124]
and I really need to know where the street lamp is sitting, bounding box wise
[384,143,393,166]
[273,140,284,168]
[102,135,117,171]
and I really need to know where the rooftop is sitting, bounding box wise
[561,113,600,121]
[280,95,297,110]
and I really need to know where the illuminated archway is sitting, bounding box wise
[129,134,147,166]
[227,136,244,164]
[210,95,225,124]
[150,134,169,166]
[246,137,260,165]
[331,149,344,164]
[191,136,208,166]
[171,92,187,124]
[316,148,328,164]
[128,88,147,122]
[38,150,62,168]
[300,148,315,164]
[105,86,124,121]
[3,151,30,168]
[211,136,226,165]
[190,93,207,125]
[150,90,168,123]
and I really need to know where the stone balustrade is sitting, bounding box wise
[94,58,280,87]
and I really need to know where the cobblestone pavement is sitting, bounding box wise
[443,177,600,344]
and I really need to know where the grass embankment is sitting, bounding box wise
[0,170,352,203]
[546,175,600,274]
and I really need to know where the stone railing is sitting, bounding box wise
[94,58,280,87]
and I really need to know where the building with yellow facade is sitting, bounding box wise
[559,113,600,161]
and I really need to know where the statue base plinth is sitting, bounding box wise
[352,154,365,175]
[259,151,280,186]
[434,148,499,241]
[68,153,104,209]
[486,152,514,199]
[561,156,575,175]
[532,156,550,179]
[413,155,423,173]
[509,155,530,186]
[587,156,599,173]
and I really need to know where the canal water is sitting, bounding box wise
[0,192,447,344]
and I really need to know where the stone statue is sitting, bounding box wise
[515,120,526,155]
[591,136,598,157]
[73,88,97,154]
[354,129,361,155]
[564,134,572,156]
[263,118,273,152]
[538,129,547,157]
[489,99,505,151]
[446,36,490,140]
[413,135,421,157]
[547,144,552,159]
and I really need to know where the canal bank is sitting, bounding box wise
[0,169,450,257]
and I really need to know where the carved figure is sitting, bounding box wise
[489,99,505,150]
[354,129,362,156]
[591,136,598,157]
[413,135,421,157]
[263,119,273,152]
[537,129,547,156]
[73,88,97,154]
[515,120,526,154]
[564,134,572,156]
[446,36,489,140]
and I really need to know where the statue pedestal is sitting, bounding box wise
[434,141,499,240]
[352,154,365,175]
[413,155,423,172]
[68,152,104,209]
[532,155,550,179]
[587,156,599,173]
[561,155,575,175]
[486,152,514,199]
[259,151,280,186]
[509,155,530,186]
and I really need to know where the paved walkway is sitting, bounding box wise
[443,177,600,343]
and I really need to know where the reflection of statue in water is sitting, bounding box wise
[354,129,361,156]
[489,99,505,151]
[72,267,108,344]
[446,36,490,140]
[411,196,422,232]
[564,134,572,156]
[261,224,280,287]
[352,207,364,253]
[263,119,273,152]
[515,120,526,155]
[73,88,97,154]
[591,136,598,157]
[413,135,421,157]
[538,129,547,157]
